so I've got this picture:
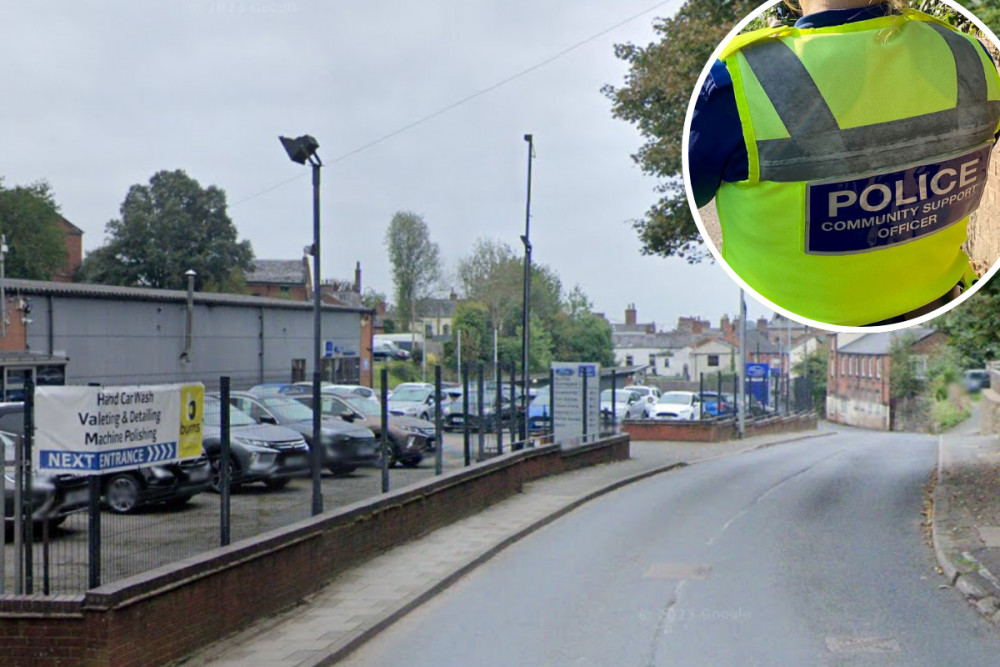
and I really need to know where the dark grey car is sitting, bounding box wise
[227,392,379,475]
[202,396,311,491]
[2,430,89,528]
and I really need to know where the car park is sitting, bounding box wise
[624,385,661,418]
[294,393,431,466]
[441,389,515,432]
[226,392,379,475]
[0,402,211,514]
[373,340,410,361]
[325,384,380,404]
[202,396,310,491]
[652,391,702,421]
[600,389,645,422]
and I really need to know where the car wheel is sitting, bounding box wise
[264,478,290,491]
[210,458,240,493]
[328,464,357,476]
[104,474,143,514]
[401,454,423,468]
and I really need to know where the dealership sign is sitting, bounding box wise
[34,383,204,475]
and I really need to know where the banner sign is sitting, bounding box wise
[745,363,769,407]
[805,145,990,255]
[34,383,204,475]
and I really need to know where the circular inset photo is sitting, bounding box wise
[684,0,1000,331]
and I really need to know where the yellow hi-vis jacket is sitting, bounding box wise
[715,10,1000,326]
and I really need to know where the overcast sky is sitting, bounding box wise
[1,0,772,330]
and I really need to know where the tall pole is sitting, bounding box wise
[310,157,323,516]
[737,289,747,439]
[520,134,534,442]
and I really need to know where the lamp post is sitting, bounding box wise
[279,134,324,516]
[520,134,535,443]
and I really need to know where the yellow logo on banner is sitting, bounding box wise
[178,383,204,459]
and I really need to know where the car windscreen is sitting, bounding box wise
[390,387,431,402]
[204,398,257,427]
[341,396,380,417]
[660,392,694,405]
[261,397,315,422]
[600,390,631,403]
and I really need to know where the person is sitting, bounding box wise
[688,0,1000,326]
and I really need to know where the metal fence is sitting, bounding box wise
[0,363,567,596]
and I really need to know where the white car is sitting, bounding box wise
[624,385,661,418]
[652,391,702,421]
[599,388,645,422]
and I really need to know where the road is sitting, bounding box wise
[341,428,1000,666]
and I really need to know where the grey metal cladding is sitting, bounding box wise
[740,24,997,183]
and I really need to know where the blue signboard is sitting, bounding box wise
[805,145,990,255]
[745,363,769,407]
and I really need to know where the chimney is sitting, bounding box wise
[354,261,362,293]
[625,303,637,326]
[757,317,768,333]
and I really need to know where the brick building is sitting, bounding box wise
[826,328,947,430]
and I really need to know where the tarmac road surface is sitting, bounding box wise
[341,428,1000,666]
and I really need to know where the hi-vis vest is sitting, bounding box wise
[715,10,1000,326]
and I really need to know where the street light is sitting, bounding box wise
[279,134,324,516]
[521,134,535,444]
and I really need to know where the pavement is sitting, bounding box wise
[932,400,1000,622]
[180,430,831,667]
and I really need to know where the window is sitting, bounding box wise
[708,355,720,367]
[425,323,433,337]
[626,355,634,366]
[876,358,882,379]
[912,355,928,379]
[841,357,847,375]
[279,285,291,296]
[442,324,450,336]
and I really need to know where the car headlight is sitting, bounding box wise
[242,439,274,450]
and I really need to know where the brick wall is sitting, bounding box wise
[622,412,817,442]
[0,435,629,667]
[965,43,1000,274]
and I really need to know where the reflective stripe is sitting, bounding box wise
[927,22,987,107]
[741,24,996,182]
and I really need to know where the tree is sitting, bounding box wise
[385,211,441,332]
[938,277,1000,367]
[604,0,759,261]
[78,169,254,291]
[0,180,67,280]
[792,349,828,416]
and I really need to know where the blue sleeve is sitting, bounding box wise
[688,60,749,209]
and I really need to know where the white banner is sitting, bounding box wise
[33,384,204,475]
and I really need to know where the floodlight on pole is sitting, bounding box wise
[520,134,534,444]
[278,133,324,516]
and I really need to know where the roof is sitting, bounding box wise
[839,328,936,355]
[246,259,307,285]
[2,278,370,314]
[744,329,780,354]
[417,298,458,318]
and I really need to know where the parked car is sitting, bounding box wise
[600,389,645,422]
[387,386,439,421]
[699,391,735,418]
[652,391,702,421]
[324,384,380,404]
[373,340,410,361]
[2,430,89,528]
[202,396,310,491]
[624,385,661,418]
[226,392,379,475]
[963,369,991,392]
[527,391,551,432]
[294,393,431,466]
[441,389,515,432]
[0,402,211,514]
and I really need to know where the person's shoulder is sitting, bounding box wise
[705,60,732,95]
